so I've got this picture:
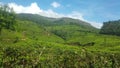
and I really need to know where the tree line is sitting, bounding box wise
[0,4,16,34]
[100,20,120,36]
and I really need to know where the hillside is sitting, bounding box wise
[0,5,120,68]
[17,13,99,41]
[100,20,120,36]
[17,13,98,31]
[0,20,64,44]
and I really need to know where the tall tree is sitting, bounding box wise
[0,4,16,34]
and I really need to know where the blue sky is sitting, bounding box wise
[1,0,120,28]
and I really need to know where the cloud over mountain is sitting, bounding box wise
[8,2,102,28]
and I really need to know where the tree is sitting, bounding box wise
[100,20,120,36]
[0,4,16,34]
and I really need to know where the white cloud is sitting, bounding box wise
[88,22,103,29]
[65,11,103,28]
[8,2,102,28]
[8,2,42,14]
[66,11,85,21]
[8,2,64,18]
[51,2,60,8]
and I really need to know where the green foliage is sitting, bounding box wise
[17,13,98,31]
[100,20,120,36]
[0,7,120,67]
[0,5,16,34]
[0,41,120,68]
[52,30,71,40]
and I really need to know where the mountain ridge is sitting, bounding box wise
[17,13,98,31]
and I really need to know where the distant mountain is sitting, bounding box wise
[16,13,99,40]
[17,13,98,31]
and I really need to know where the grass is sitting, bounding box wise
[0,40,120,67]
[0,19,120,67]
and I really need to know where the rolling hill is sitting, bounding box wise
[0,11,120,67]
[16,13,99,41]
[17,13,98,31]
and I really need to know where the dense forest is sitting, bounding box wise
[100,20,120,36]
[0,5,16,34]
[0,5,120,68]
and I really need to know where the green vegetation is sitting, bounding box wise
[0,5,120,68]
[100,20,120,36]
[0,5,16,34]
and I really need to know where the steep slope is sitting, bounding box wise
[17,13,55,26]
[0,20,64,44]
[17,13,99,41]
[17,13,98,31]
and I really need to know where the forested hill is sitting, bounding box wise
[16,13,99,41]
[17,13,98,32]
[100,20,120,36]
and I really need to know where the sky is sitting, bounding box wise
[0,0,120,28]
